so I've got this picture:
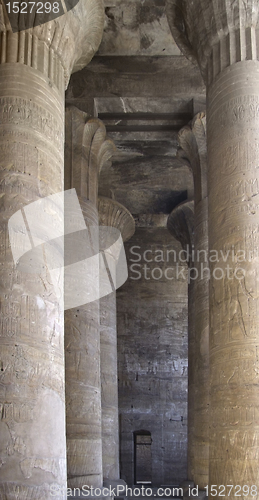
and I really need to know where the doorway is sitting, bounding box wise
[134,430,152,485]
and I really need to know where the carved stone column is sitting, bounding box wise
[167,200,194,485]
[98,196,135,482]
[167,0,259,492]
[65,108,116,490]
[178,113,209,489]
[0,2,104,498]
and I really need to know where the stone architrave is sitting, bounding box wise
[65,107,117,490]
[0,2,104,498]
[166,0,259,492]
[178,113,209,489]
[168,200,194,487]
[98,196,135,482]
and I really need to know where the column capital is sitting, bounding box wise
[178,112,207,204]
[98,197,135,243]
[166,0,259,83]
[167,200,194,252]
[0,0,104,89]
[65,107,116,207]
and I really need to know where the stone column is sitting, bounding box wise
[167,0,259,492]
[98,196,135,482]
[65,108,116,489]
[178,113,209,489]
[167,200,194,485]
[0,3,104,498]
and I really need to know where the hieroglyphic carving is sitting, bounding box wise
[207,65,259,492]
[65,107,118,488]
[210,139,259,180]
[0,59,66,500]
[220,95,259,127]
[0,403,33,423]
[0,1,105,496]
[167,0,259,491]
[0,97,64,149]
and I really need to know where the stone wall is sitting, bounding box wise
[117,226,188,486]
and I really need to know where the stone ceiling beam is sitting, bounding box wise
[66,55,205,105]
